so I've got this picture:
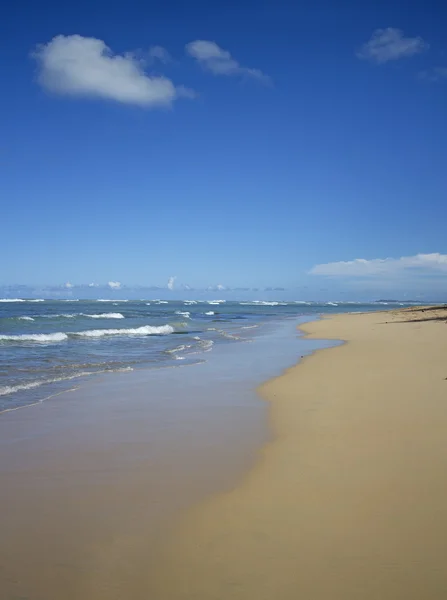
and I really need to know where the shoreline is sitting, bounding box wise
[149,306,447,599]
[0,317,328,600]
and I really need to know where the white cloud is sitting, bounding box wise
[33,35,194,107]
[65,282,73,288]
[216,284,226,291]
[167,276,176,290]
[185,40,270,83]
[310,253,447,277]
[108,281,121,289]
[88,282,99,287]
[357,28,428,64]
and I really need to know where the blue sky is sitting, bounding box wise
[2,0,447,300]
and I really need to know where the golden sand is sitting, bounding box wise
[150,307,447,599]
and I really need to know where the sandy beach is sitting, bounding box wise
[2,306,447,599]
[150,306,447,599]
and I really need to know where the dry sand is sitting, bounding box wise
[150,306,447,599]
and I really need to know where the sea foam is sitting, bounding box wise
[83,313,124,319]
[0,367,134,397]
[72,325,174,338]
[0,332,68,342]
[0,324,173,343]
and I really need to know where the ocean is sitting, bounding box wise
[0,298,416,412]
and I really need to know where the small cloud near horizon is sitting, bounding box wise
[167,276,176,291]
[357,28,428,64]
[310,253,447,277]
[108,281,122,289]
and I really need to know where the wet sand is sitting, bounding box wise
[0,318,327,600]
[150,307,447,599]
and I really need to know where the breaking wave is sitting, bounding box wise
[71,325,174,338]
[192,337,214,352]
[0,324,175,343]
[239,301,287,306]
[25,312,125,320]
[0,367,133,398]
[83,313,124,319]
[0,332,68,343]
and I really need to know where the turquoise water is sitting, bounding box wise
[0,298,416,411]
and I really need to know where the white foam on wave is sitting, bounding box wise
[72,325,174,338]
[175,311,190,318]
[0,323,174,343]
[240,301,283,306]
[205,311,215,315]
[46,313,125,319]
[0,332,68,343]
[83,313,124,319]
[154,300,168,304]
[192,336,214,352]
[326,302,338,306]
[0,298,45,302]
[207,300,226,305]
[166,344,191,354]
[18,316,35,321]
[217,330,241,341]
[0,367,134,398]
[183,300,197,305]
[96,299,115,302]
[41,312,124,320]
[206,327,242,341]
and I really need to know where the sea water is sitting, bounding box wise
[0,298,415,411]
